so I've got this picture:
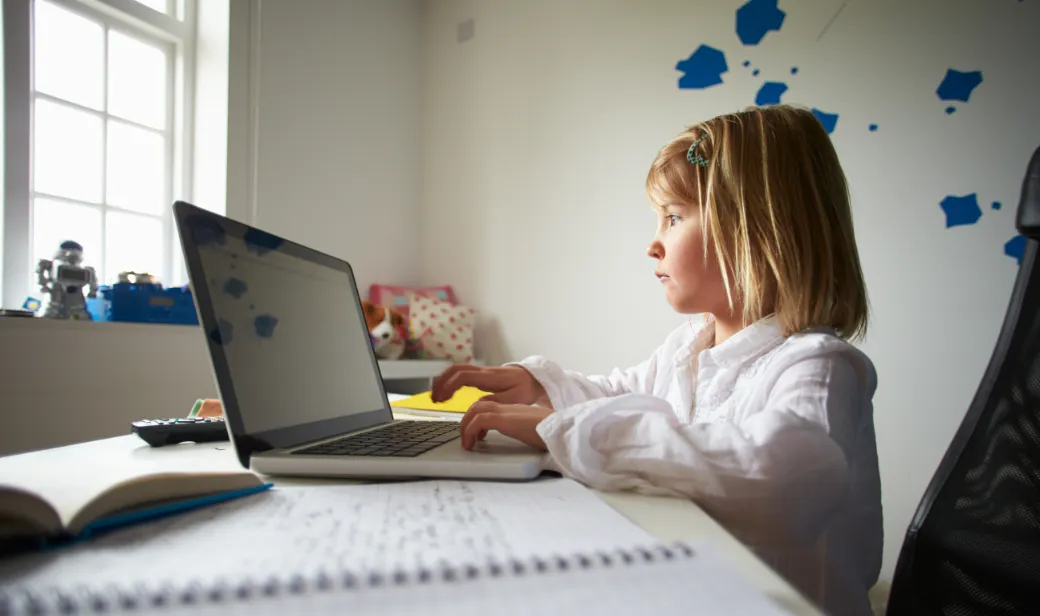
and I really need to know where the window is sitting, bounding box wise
[2,0,196,310]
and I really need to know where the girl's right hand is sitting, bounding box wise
[430,365,552,408]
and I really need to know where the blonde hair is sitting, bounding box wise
[645,104,868,341]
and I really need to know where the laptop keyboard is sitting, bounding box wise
[292,421,460,458]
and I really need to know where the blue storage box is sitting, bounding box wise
[87,283,199,325]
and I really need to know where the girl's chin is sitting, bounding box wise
[664,289,704,314]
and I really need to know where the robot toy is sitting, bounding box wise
[37,240,98,320]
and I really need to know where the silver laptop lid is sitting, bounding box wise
[174,201,393,469]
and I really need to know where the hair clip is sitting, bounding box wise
[686,134,710,168]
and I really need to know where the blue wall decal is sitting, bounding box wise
[210,319,234,346]
[223,277,248,299]
[790,66,799,74]
[812,108,839,134]
[937,69,983,102]
[254,314,279,338]
[752,68,760,76]
[676,45,729,89]
[869,124,879,132]
[244,229,285,256]
[743,60,751,67]
[937,69,983,114]
[755,82,789,105]
[1005,236,1025,264]
[992,201,1002,210]
[940,194,983,228]
[736,0,786,46]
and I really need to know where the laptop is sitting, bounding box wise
[173,201,545,480]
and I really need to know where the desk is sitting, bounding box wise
[2,420,823,616]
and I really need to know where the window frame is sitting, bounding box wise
[1,0,196,310]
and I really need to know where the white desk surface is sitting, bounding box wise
[3,400,822,616]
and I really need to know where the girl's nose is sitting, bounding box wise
[646,240,663,260]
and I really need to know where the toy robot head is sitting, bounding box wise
[55,240,85,266]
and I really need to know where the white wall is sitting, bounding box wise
[0,0,425,456]
[231,0,424,295]
[420,0,1040,582]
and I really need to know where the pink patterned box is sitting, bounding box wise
[367,284,459,323]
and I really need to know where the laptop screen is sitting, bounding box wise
[182,205,389,442]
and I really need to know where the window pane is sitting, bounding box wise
[33,0,104,109]
[32,198,103,284]
[108,30,168,129]
[170,225,188,287]
[107,121,166,214]
[34,99,103,202]
[105,211,164,284]
[131,0,168,13]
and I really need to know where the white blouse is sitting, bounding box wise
[519,316,883,616]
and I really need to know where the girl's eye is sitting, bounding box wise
[668,214,682,227]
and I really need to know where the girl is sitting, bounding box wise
[431,104,882,616]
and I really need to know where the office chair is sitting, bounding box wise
[886,145,1040,615]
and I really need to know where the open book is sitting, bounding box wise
[0,438,268,544]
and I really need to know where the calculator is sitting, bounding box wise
[131,416,230,447]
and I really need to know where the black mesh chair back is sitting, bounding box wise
[887,145,1040,615]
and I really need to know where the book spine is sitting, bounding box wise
[0,543,695,614]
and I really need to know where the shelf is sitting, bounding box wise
[377,359,453,380]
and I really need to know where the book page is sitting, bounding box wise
[0,478,655,594]
[0,437,255,530]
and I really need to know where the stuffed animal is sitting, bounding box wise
[362,300,409,360]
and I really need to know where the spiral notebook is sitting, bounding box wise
[0,543,792,615]
[0,479,791,615]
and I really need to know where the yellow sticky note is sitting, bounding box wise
[390,387,490,413]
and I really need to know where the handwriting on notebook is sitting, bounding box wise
[0,478,654,592]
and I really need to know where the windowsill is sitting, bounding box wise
[0,317,474,380]
[0,315,201,336]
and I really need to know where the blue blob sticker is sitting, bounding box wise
[1005,236,1026,265]
[755,81,788,106]
[188,216,226,247]
[992,201,1002,210]
[940,194,983,228]
[936,69,983,102]
[869,124,879,132]
[811,108,839,134]
[676,45,729,89]
[254,314,279,338]
[223,277,248,299]
[210,319,234,346]
[244,229,285,256]
[736,0,786,46]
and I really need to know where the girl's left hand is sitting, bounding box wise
[459,401,553,451]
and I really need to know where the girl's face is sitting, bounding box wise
[647,205,729,315]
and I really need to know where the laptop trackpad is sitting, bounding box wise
[424,430,543,458]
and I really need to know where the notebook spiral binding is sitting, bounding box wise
[0,543,695,615]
